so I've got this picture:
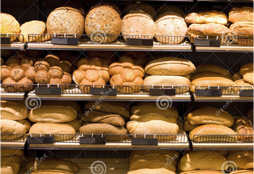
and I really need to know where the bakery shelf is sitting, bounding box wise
[193,95,253,102]
[1,133,27,149]
[195,45,254,53]
[0,93,25,100]
[1,34,25,50]
[0,85,26,100]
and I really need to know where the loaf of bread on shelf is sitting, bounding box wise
[29,105,77,123]
[124,2,157,20]
[1,119,26,135]
[155,11,187,44]
[44,54,73,74]
[67,119,82,132]
[85,101,130,118]
[233,117,253,142]
[227,151,253,169]
[81,111,125,126]
[189,124,237,142]
[1,162,20,174]
[1,55,35,92]
[72,58,109,93]
[1,149,24,157]
[179,151,227,172]
[47,6,85,36]
[183,120,199,132]
[230,22,253,46]
[229,7,254,23]
[192,64,231,79]
[239,63,253,84]
[1,167,14,174]
[185,10,228,25]
[128,169,175,174]
[109,56,144,93]
[234,79,252,92]
[145,57,196,76]
[186,106,234,127]
[29,122,76,141]
[42,101,80,112]
[180,170,224,174]
[0,101,28,120]
[232,72,242,81]
[16,119,31,132]
[230,170,254,174]
[26,158,79,173]
[85,3,121,43]
[31,170,74,174]
[0,13,20,41]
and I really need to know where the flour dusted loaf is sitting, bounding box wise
[155,11,187,44]
[227,151,253,169]
[229,7,253,23]
[72,58,109,93]
[239,63,253,84]
[1,101,28,120]
[29,105,77,122]
[0,13,20,41]
[230,22,253,46]
[109,56,144,93]
[128,169,175,174]
[85,3,121,43]
[47,6,85,36]
[185,10,228,25]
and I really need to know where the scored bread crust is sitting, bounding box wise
[229,7,254,23]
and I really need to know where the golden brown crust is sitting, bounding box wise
[188,23,230,36]
[229,7,254,23]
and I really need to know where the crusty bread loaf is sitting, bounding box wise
[230,170,254,174]
[227,151,253,169]
[232,73,242,81]
[1,119,26,135]
[145,57,196,76]
[185,10,228,25]
[31,170,73,174]
[26,158,79,173]
[193,64,231,79]
[0,13,20,41]
[29,106,77,123]
[79,123,127,135]
[188,23,229,36]
[128,169,175,174]
[67,119,82,132]
[230,22,253,46]
[81,111,125,126]
[189,124,237,142]
[42,101,80,112]
[0,167,13,174]
[187,106,234,127]
[1,149,24,157]
[180,170,224,174]
[180,151,227,172]
[85,101,130,118]
[16,119,31,132]
[229,7,253,23]
[1,101,28,120]
[233,117,253,142]
[183,120,199,132]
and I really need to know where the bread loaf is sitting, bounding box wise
[239,63,253,84]
[124,2,157,20]
[187,106,234,127]
[183,120,199,132]
[189,124,237,142]
[0,167,13,174]
[243,71,253,84]
[67,119,82,132]
[31,170,73,174]
[16,120,31,132]
[232,73,242,81]
[145,57,196,76]
[1,101,28,120]
[227,151,253,169]
[81,111,125,126]
[230,22,253,46]
[79,123,127,135]
[1,162,20,174]
[185,10,227,25]
[1,149,24,157]
[128,169,175,174]
[180,170,224,174]
[155,11,187,44]
[85,101,130,118]
[180,151,227,172]
[42,101,80,112]
[188,23,229,36]
[1,119,26,135]
[0,13,20,41]
[230,170,254,174]
[193,64,231,79]
[229,7,253,23]
[233,117,253,142]
[29,105,77,123]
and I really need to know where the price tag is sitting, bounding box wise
[194,39,220,47]
[126,38,153,46]
[35,87,62,95]
[51,37,78,45]
[131,138,158,145]
[195,89,222,96]
[28,137,54,144]
[79,137,106,144]
[90,88,117,96]
[149,89,176,96]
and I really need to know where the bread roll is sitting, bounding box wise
[16,119,31,132]
[180,170,224,174]
[128,169,175,174]
[227,151,253,169]
[189,124,237,142]
[0,13,20,41]
[187,106,234,127]
[1,119,26,135]
[193,64,231,79]
[26,158,79,173]
[232,73,242,81]
[29,106,77,123]
[85,101,130,118]
[145,57,195,76]
[1,101,28,120]
[81,111,125,126]
[42,101,80,112]
[1,149,24,157]
[229,7,253,23]
[67,119,82,131]
[230,22,253,46]
[180,151,227,172]
[31,170,73,174]
[230,170,254,174]
[79,123,127,135]
[185,10,227,25]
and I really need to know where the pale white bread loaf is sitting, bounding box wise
[1,119,26,135]
[0,167,13,174]
[227,151,253,169]
[1,149,24,157]
[180,151,227,172]
[232,72,242,81]
[1,101,28,120]
[230,170,254,174]
[229,7,254,23]
[189,124,237,142]
[29,122,76,141]
[42,101,80,112]
[185,10,228,25]
[145,57,196,76]
[155,11,187,44]
[187,106,234,127]
[26,158,79,173]
[180,170,224,174]
[67,119,82,131]
[0,13,20,41]
[16,119,31,132]
[192,64,231,80]
[124,2,157,20]
[31,170,73,174]
[122,10,156,41]
[1,162,20,174]
[28,106,77,123]
[128,168,175,174]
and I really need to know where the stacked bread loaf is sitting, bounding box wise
[127,103,179,136]
[1,149,25,174]
[229,7,253,45]
[128,150,179,174]
[0,13,20,41]
[239,63,253,85]
[80,101,129,139]
[227,151,253,172]
[233,116,253,142]
[109,56,145,93]
[144,57,195,93]
[184,106,237,142]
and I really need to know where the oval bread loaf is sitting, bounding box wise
[1,101,28,120]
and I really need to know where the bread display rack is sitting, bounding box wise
[1,34,24,50]
[1,133,27,148]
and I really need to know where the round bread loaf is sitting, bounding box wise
[0,13,20,41]
[229,7,254,23]
[47,7,85,36]
[124,2,157,20]
[1,101,28,120]
[85,4,121,43]
[155,11,187,44]
[145,57,195,75]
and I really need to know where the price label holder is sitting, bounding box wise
[240,89,253,97]
[194,39,220,47]
[1,37,11,44]
[51,37,78,45]
[131,138,158,146]
[90,88,117,96]
[79,137,106,144]
[126,38,153,46]
[28,136,54,144]
[35,87,62,95]
[149,88,176,96]
[195,89,222,97]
